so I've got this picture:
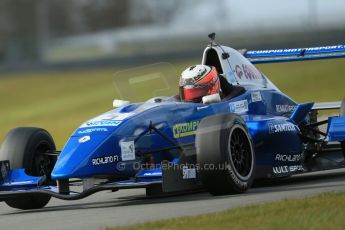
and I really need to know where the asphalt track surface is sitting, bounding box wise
[1,168,345,230]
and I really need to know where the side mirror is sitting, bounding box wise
[113,99,130,108]
[202,93,221,104]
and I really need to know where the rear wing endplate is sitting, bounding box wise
[289,101,343,125]
[244,45,345,64]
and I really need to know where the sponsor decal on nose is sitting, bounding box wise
[79,136,91,143]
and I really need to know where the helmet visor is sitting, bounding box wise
[179,84,210,102]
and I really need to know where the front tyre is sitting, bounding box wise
[0,127,56,209]
[196,113,255,195]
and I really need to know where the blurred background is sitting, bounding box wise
[0,0,345,69]
[0,0,344,147]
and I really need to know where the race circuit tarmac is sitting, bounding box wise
[1,168,345,230]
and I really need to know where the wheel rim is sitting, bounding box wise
[227,125,254,180]
[31,141,55,177]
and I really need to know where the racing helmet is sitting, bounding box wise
[179,65,220,102]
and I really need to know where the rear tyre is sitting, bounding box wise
[0,127,56,209]
[196,113,255,195]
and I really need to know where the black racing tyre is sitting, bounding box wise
[0,127,56,209]
[196,113,255,195]
[341,97,345,156]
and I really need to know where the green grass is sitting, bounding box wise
[0,58,344,148]
[259,59,345,102]
[0,61,195,148]
[107,192,345,230]
[0,69,116,148]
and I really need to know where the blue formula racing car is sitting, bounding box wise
[1,34,345,210]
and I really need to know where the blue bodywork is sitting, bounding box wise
[50,87,301,180]
[1,42,345,199]
[326,117,345,142]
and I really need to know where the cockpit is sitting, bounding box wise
[201,47,245,102]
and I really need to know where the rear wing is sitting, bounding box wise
[243,45,345,64]
[312,102,341,111]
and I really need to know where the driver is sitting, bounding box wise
[179,64,244,103]
[179,65,220,103]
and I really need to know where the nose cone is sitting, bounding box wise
[51,103,168,180]
[51,127,125,179]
